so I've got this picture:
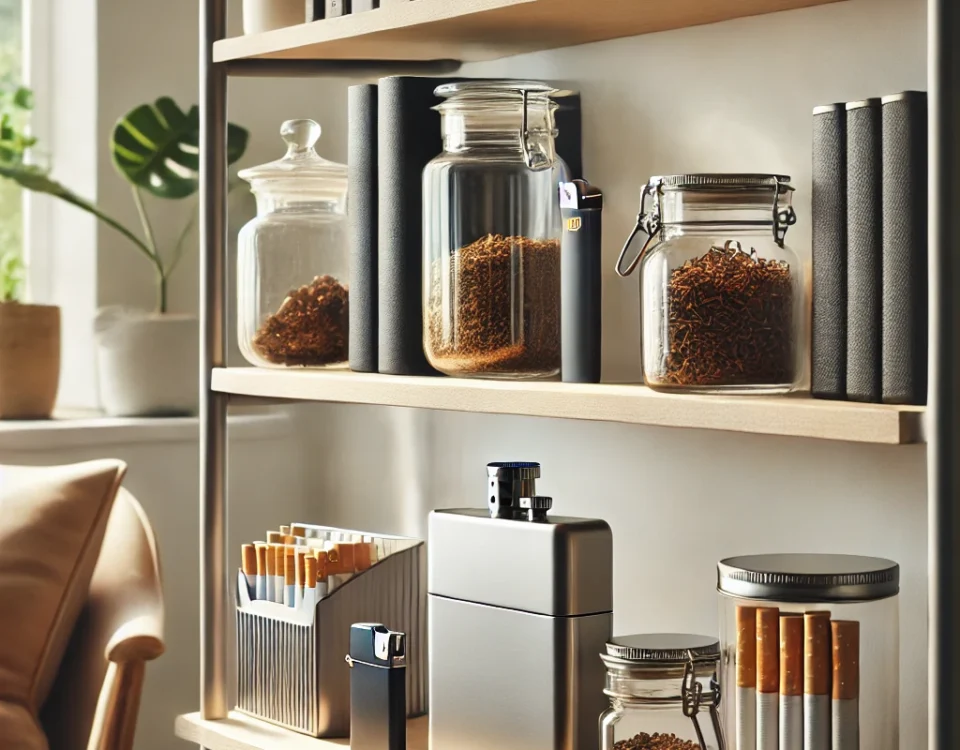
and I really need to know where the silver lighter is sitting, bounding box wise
[428,461,613,750]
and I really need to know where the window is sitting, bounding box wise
[0,0,23,262]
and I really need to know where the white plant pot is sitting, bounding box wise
[242,0,305,34]
[95,308,199,417]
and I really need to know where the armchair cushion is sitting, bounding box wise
[0,460,126,748]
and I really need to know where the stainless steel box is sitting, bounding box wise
[428,507,613,750]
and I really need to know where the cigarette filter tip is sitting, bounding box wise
[284,547,296,585]
[305,556,317,588]
[255,544,267,575]
[355,541,372,572]
[279,525,291,536]
[780,614,804,696]
[756,607,780,694]
[296,549,306,586]
[267,531,283,544]
[265,544,278,575]
[283,535,296,545]
[804,611,831,696]
[336,543,356,573]
[735,605,757,688]
[832,620,860,701]
[242,544,257,576]
[292,524,307,537]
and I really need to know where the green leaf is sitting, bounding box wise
[110,96,249,200]
[12,87,33,111]
[0,250,25,303]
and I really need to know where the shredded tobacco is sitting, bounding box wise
[614,733,700,750]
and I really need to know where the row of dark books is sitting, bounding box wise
[812,91,927,406]
[347,76,582,376]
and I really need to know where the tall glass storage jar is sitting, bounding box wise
[616,174,803,394]
[718,554,899,750]
[422,81,568,379]
[237,119,349,369]
[599,634,725,750]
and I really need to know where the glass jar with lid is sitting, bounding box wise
[237,119,349,369]
[599,633,725,750]
[616,174,803,394]
[422,81,569,379]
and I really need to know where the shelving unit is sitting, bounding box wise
[184,0,960,748]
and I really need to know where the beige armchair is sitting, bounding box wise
[38,488,165,750]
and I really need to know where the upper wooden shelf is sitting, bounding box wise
[213,0,843,64]
[175,712,428,750]
[212,368,924,445]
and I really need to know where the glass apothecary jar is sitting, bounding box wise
[237,119,349,369]
[599,634,725,750]
[718,554,899,750]
[617,174,803,394]
[422,81,568,379]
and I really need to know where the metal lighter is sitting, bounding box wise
[560,179,604,384]
[346,623,407,750]
[428,461,613,750]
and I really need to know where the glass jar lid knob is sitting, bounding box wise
[281,118,321,155]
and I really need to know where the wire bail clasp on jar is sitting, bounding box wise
[615,174,798,278]
[681,650,726,750]
[518,88,556,171]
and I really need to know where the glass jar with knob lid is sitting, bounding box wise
[237,119,349,369]
[599,634,726,750]
[616,174,802,394]
[422,81,570,380]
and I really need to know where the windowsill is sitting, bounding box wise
[0,408,293,451]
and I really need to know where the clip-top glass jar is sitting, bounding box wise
[422,81,569,379]
[617,174,802,394]
[237,119,349,369]
[599,634,726,750]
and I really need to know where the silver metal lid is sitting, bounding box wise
[656,173,793,192]
[717,553,899,602]
[604,633,720,665]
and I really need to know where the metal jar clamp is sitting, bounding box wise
[681,650,726,750]
[615,174,797,278]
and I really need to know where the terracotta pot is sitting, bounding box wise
[0,302,61,419]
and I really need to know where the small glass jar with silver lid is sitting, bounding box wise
[599,633,726,750]
[717,554,899,750]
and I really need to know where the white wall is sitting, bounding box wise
[82,0,929,746]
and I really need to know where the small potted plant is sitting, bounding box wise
[0,251,60,419]
[0,88,248,416]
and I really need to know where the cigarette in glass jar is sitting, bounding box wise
[294,548,306,608]
[804,612,831,750]
[284,547,296,607]
[241,544,257,599]
[315,549,329,599]
[831,621,859,750]
[736,605,758,750]
[272,544,284,603]
[303,555,318,610]
[756,607,780,750]
[779,614,803,750]
[255,544,268,601]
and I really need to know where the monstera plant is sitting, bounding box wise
[0,92,249,312]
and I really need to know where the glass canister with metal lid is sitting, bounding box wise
[616,174,803,394]
[422,81,570,380]
[599,633,726,750]
[717,554,899,750]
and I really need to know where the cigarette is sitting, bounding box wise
[284,547,296,607]
[255,544,267,601]
[292,524,306,537]
[295,549,306,608]
[780,615,803,750]
[267,530,283,544]
[303,556,318,610]
[355,541,372,572]
[757,607,779,750]
[804,612,831,750]
[336,543,357,573]
[241,544,257,598]
[832,621,859,750]
[265,543,276,602]
[315,550,329,599]
[283,535,296,545]
[736,606,757,750]
[272,545,284,603]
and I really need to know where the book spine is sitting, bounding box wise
[811,104,847,400]
[348,84,379,373]
[845,98,883,403]
[882,91,928,405]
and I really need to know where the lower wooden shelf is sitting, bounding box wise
[175,712,428,750]
[212,368,925,445]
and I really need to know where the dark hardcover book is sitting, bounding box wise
[811,103,848,400]
[881,91,928,405]
[846,98,883,403]
[376,76,583,376]
[306,0,324,20]
[348,84,379,373]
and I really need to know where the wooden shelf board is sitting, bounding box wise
[175,712,427,750]
[212,368,924,445]
[213,0,844,63]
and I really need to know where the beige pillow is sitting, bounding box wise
[0,460,126,748]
